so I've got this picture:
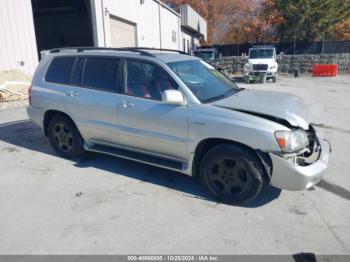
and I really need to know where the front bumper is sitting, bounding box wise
[269,136,331,190]
[245,71,278,78]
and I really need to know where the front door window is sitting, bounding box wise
[126,60,178,101]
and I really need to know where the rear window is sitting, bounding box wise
[82,57,120,92]
[46,57,75,84]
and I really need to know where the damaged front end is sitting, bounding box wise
[278,125,328,166]
[269,125,331,190]
[212,102,331,190]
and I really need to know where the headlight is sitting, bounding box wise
[269,65,277,70]
[275,129,309,153]
[244,64,251,71]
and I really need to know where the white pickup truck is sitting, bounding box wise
[243,46,278,83]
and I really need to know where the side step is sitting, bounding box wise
[85,144,186,171]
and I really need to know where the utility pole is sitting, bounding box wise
[322,24,326,54]
[322,19,335,54]
[237,26,240,56]
[293,29,296,55]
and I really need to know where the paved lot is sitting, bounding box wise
[0,75,350,254]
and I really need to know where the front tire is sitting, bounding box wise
[48,115,85,158]
[199,144,264,205]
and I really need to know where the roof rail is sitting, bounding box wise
[131,47,190,55]
[49,46,190,57]
[49,47,155,57]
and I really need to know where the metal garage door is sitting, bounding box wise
[109,16,136,47]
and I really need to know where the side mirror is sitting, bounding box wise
[162,90,186,106]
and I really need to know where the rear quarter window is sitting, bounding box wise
[45,57,75,84]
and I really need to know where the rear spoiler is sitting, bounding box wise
[40,50,51,60]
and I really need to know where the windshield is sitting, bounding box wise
[167,60,241,103]
[249,49,274,59]
[193,51,215,61]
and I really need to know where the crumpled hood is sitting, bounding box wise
[211,89,310,129]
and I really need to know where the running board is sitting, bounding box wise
[85,144,186,171]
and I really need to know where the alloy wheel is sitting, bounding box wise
[52,123,73,152]
[207,157,252,196]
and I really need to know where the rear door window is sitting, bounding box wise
[46,57,75,84]
[82,57,120,92]
[71,57,85,86]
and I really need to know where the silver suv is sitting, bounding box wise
[27,47,331,205]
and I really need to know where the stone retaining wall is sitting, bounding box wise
[217,53,350,74]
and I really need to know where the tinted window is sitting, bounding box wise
[46,57,75,84]
[71,57,85,86]
[82,57,119,92]
[126,60,177,101]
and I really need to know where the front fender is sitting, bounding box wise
[187,104,288,155]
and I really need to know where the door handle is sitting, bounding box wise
[121,100,134,108]
[65,90,79,97]
[65,91,73,97]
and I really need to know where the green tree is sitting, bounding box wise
[269,0,350,41]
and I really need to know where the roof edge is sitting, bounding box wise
[152,0,181,17]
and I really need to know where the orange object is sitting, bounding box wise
[276,138,286,151]
[312,64,338,77]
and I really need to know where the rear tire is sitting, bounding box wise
[48,115,85,158]
[199,144,264,205]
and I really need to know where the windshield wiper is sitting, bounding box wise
[203,94,227,103]
[203,88,241,103]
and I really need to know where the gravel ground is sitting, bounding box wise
[0,75,349,255]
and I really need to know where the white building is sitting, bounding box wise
[180,4,207,53]
[0,0,207,75]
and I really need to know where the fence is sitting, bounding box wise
[214,40,350,56]
[216,53,350,74]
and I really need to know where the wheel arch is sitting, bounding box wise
[43,110,78,137]
[191,138,272,181]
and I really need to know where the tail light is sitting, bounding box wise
[28,85,32,105]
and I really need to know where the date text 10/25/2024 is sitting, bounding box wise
[127,256,219,261]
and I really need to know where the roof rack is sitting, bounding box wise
[50,47,154,57]
[128,47,189,55]
[49,47,189,57]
